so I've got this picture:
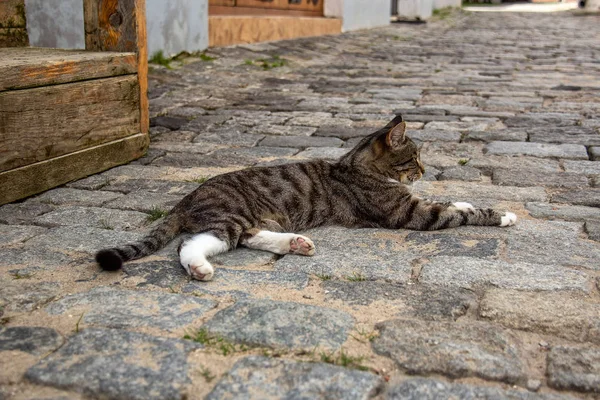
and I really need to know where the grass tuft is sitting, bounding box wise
[319,348,369,371]
[184,328,246,356]
[199,53,216,62]
[315,274,333,281]
[189,176,209,184]
[12,272,33,280]
[346,272,367,282]
[458,158,470,166]
[149,50,172,69]
[147,207,169,223]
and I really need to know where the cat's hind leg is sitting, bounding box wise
[240,229,315,256]
[178,233,229,281]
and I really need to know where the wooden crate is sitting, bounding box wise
[0,0,149,205]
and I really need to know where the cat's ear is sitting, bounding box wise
[384,114,404,129]
[386,121,406,150]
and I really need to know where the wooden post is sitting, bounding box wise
[83,0,148,134]
[0,0,29,47]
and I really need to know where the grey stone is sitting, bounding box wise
[180,114,231,132]
[373,319,524,383]
[407,130,461,142]
[405,231,499,258]
[526,202,600,223]
[207,356,383,400]
[528,126,600,146]
[0,202,54,225]
[150,115,188,130]
[424,120,497,132]
[562,160,600,175]
[0,246,74,267]
[286,113,340,127]
[386,378,570,400]
[26,328,200,400]
[66,175,110,190]
[0,327,63,355]
[463,129,528,142]
[422,166,441,181]
[249,124,317,136]
[402,115,458,123]
[504,112,580,127]
[413,181,547,204]
[323,281,475,320]
[259,135,343,148]
[0,282,60,312]
[210,247,278,267]
[34,206,148,231]
[183,269,309,298]
[102,178,199,196]
[590,146,600,161]
[493,170,588,188]
[275,227,414,283]
[154,147,298,167]
[439,166,482,182]
[193,124,265,147]
[468,156,560,175]
[313,126,373,139]
[203,299,354,350]
[104,191,184,213]
[295,147,350,160]
[151,142,222,155]
[34,188,122,207]
[25,226,143,255]
[485,141,588,159]
[552,188,600,207]
[480,289,600,345]
[420,256,589,291]
[152,129,196,143]
[0,225,47,247]
[506,219,600,270]
[123,260,189,288]
[547,346,600,393]
[585,221,600,241]
[46,286,216,331]
[131,148,167,165]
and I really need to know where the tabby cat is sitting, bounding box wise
[96,115,516,281]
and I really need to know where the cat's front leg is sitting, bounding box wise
[449,202,517,227]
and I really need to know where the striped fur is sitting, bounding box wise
[96,115,512,271]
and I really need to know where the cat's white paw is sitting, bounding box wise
[289,235,315,256]
[188,262,214,281]
[453,202,474,211]
[179,242,215,281]
[500,212,517,227]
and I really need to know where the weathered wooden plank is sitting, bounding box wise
[209,0,236,6]
[0,48,137,91]
[84,0,140,52]
[135,0,148,134]
[0,75,140,173]
[0,0,28,47]
[0,133,149,205]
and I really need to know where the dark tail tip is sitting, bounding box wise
[95,249,123,271]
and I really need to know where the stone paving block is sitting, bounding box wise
[468,156,560,175]
[413,181,547,203]
[210,247,278,267]
[528,126,600,146]
[313,126,373,139]
[0,282,61,312]
[286,113,342,127]
[0,327,63,355]
[526,202,600,223]
[207,356,383,400]
[590,146,600,161]
[104,191,183,213]
[0,225,47,248]
[101,178,199,196]
[406,130,461,143]
[154,147,298,168]
[259,135,343,148]
[493,170,588,188]
[0,202,55,225]
[46,286,216,331]
[295,147,350,160]
[463,129,528,142]
[585,221,600,241]
[193,124,264,147]
[547,346,600,393]
[25,226,143,255]
[480,289,600,345]
[152,129,196,143]
[203,299,354,351]
[323,281,475,320]
[373,319,525,383]
[386,378,572,400]
[552,188,600,208]
[180,114,231,132]
[275,227,414,283]
[150,115,188,130]
[0,246,74,267]
[420,256,589,291]
[66,175,110,191]
[404,232,499,258]
[26,328,200,400]
[151,142,223,155]
[182,269,309,299]
[506,219,600,270]
[439,166,482,182]
[34,206,148,231]
[424,120,498,132]
[249,124,317,136]
[485,141,588,159]
[34,188,122,207]
[123,260,189,288]
[504,112,580,127]
[562,160,600,175]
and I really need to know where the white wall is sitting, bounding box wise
[146,0,209,57]
[326,0,391,32]
[432,0,461,9]
[25,0,85,49]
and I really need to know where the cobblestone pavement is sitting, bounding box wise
[1,10,600,400]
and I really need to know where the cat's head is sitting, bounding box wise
[341,115,425,184]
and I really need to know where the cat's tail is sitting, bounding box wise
[95,213,182,271]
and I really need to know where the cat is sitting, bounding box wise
[96,115,516,281]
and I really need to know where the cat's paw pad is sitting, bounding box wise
[289,236,315,256]
[453,202,474,211]
[500,212,517,227]
[188,262,214,281]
